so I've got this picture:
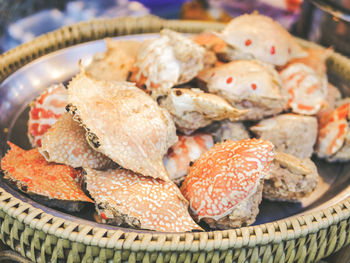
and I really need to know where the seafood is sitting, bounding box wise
[84,168,202,232]
[1,142,92,212]
[67,71,177,181]
[163,133,214,184]
[217,14,307,66]
[40,113,113,169]
[263,152,319,202]
[85,39,140,81]
[250,113,318,159]
[129,29,205,96]
[27,83,67,147]
[181,139,275,229]
[317,102,349,159]
[280,63,328,115]
[158,88,247,134]
[197,60,285,120]
[205,120,250,143]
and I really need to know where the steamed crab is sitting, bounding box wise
[27,83,67,147]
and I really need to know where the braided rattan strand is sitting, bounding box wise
[1,15,350,262]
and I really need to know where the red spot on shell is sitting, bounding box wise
[288,47,291,54]
[226,77,233,84]
[245,39,252,46]
[270,46,276,55]
[211,72,215,77]
[100,212,108,220]
[251,83,257,90]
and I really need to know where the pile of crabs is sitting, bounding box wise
[2,14,349,232]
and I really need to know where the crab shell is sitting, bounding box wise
[67,71,177,181]
[1,142,92,209]
[163,133,214,183]
[181,139,275,221]
[317,102,349,158]
[27,83,67,147]
[85,38,140,81]
[40,113,113,169]
[250,113,318,159]
[280,63,328,115]
[129,29,205,94]
[197,60,285,120]
[84,168,202,232]
[159,88,248,134]
[217,14,307,66]
[206,120,250,143]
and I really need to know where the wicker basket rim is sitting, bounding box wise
[0,15,350,252]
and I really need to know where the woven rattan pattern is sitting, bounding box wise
[1,16,350,262]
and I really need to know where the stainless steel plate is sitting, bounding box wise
[1,34,350,231]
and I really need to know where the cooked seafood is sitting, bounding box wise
[205,120,250,143]
[251,113,318,159]
[158,88,247,134]
[40,113,113,169]
[317,102,349,159]
[84,168,202,232]
[217,14,307,66]
[85,39,140,81]
[27,83,67,147]
[181,139,275,229]
[263,152,319,202]
[163,133,214,184]
[280,63,327,115]
[197,60,285,120]
[129,29,205,96]
[67,71,177,181]
[1,142,92,212]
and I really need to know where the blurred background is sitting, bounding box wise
[1,0,349,56]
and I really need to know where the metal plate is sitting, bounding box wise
[1,34,350,231]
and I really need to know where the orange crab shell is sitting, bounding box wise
[84,168,202,232]
[181,139,275,220]
[27,84,67,147]
[1,142,92,203]
[317,103,349,156]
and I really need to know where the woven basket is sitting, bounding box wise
[1,15,350,263]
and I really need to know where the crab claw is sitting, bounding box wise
[1,142,92,211]
[181,139,275,229]
[197,60,285,120]
[216,14,307,66]
[40,113,113,169]
[129,29,205,96]
[158,88,248,134]
[317,102,349,158]
[84,168,202,232]
[163,133,214,184]
[27,83,67,147]
[280,63,328,115]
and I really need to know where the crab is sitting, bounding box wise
[27,83,67,147]
[67,71,177,181]
[180,139,275,229]
[163,133,214,184]
[280,63,328,115]
[40,113,113,170]
[84,168,202,232]
[158,87,248,134]
[197,60,286,120]
[129,29,205,96]
[85,38,140,81]
[316,102,349,159]
[263,151,319,202]
[204,120,250,143]
[250,113,318,159]
[216,14,307,66]
[1,142,92,212]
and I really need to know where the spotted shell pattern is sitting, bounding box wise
[181,139,275,220]
[84,168,201,232]
[1,142,92,202]
[27,83,67,147]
